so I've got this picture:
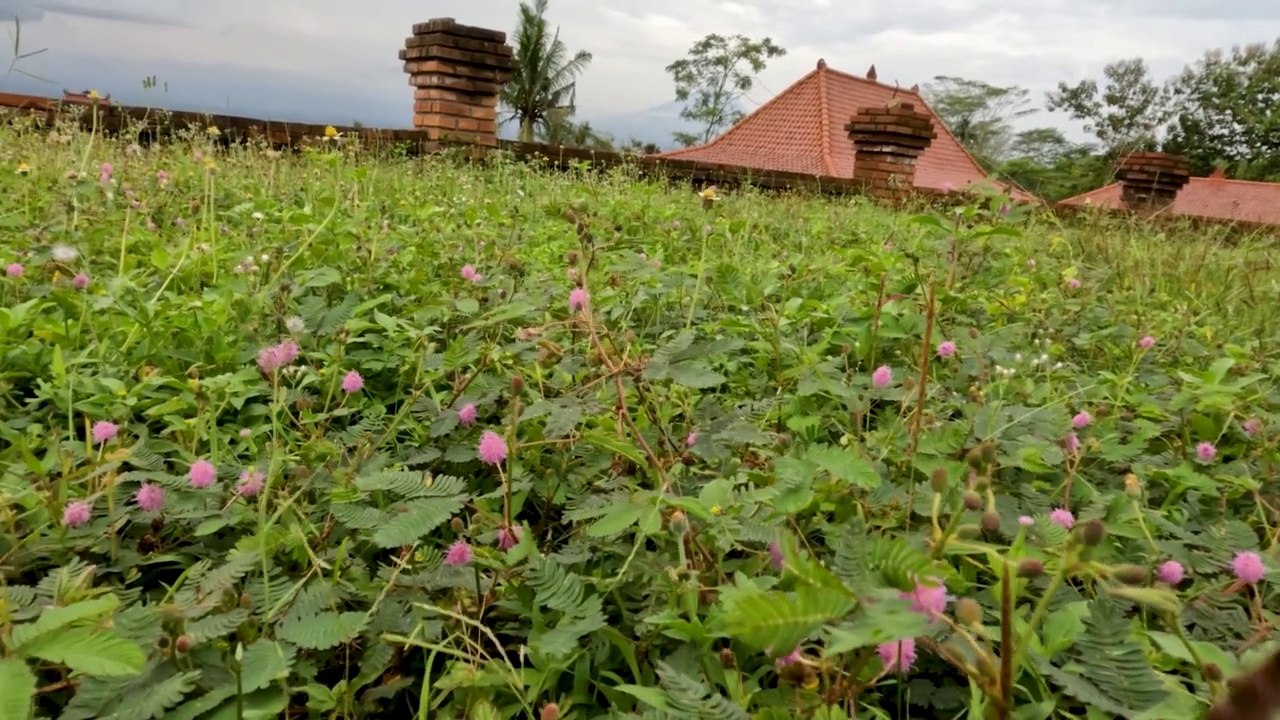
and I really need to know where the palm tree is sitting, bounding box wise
[500,0,593,144]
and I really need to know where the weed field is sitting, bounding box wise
[2,121,1280,720]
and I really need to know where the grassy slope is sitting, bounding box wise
[1,121,1279,719]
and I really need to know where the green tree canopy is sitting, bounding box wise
[500,0,593,144]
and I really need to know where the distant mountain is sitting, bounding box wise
[584,99,749,151]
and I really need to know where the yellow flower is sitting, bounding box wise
[206,125,220,136]
[15,162,29,175]
[87,89,100,99]
[710,505,722,516]
[324,125,338,138]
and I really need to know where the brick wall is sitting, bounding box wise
[845,102,937,199]
[401,18,514,147]
[1115,151,1191,210]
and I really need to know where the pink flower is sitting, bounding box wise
[1244,418,1263,436]
[91,421,119,444]
[1156,560,1185,585]
[135,483,165,512]
[457,403,478,426]
[774,648,802,668]
[239,428,252,438]
[1071,411,1092,429]
[768,542,784,572]
[1049,508,1074,529]
[444,539,473,566]
[1018,515,1035,527]
[1195,441,1217,462]
[236,468,265,497]
[257,339,300,375]
[936,340,956,358]
[72,273,90,289]
[1138,335,1156,349]
[878,639,917,673]
[461,264,478,281]
[569,287,589,313]
[1064,432,1081,454]
[1066,278,1081,289]
[341,370,364,394]
[871,365,892,389]
[686,432,699,447]
[99,162,112,184]
[478,431,507,465]
[6,263,23,278]
[62,500,92,528]
[497,524,523,550]
[1232,551,1266,584]
[902,577,948,620]
[188,459,216,489]
[156,170,168,182]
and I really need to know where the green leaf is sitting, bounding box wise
[665,362,727,389]
[586,499,647,538]
[716,586,856,653]
[804,445,882,489]
[370,495,466,548]
[276,611,367,650]
[0,658,35,720]
[823,598,930,654]
[9,594,120,649]
[581,431,647,468]
[20,627,145,676]
[612,683,671,711]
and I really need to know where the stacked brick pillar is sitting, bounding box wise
[845,102,937,199]
[401,19,514,147]
[1115,151,1191,210]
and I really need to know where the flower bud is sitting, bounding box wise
[175,635,192,653]
[450,517,465,533]
[1017,559,1044,578]
[955,597,983,626]
[540,703,559,720]
[956,524,981,539]
[1114,564,1148,586]
[965,446,984,469]
[980,511,1001,534]
[1081,519,1106,547]
[963,491,983,511]
[1124,473,1142,498]
[980,441,997,465]
[719,647,736,668]
[669,509,689,536]
[929,467,949,494]
[511,376,524,394]
[1204,663,1223,682]
[968,327,980,339]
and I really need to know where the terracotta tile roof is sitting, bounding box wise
[655,62,1033,201]
[1059,174,1280,226]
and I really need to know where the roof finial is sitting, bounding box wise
[866,64,877,81]
[816,58,827,70]
[910,83,919,92]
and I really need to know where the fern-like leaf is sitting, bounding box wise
[197,549,260,598]
[654,661,748,720]
[276,610,367,650]
[370,495,466,548]
[184,609,248,644]
[1046,598,1169,714]
[525,555,588,614]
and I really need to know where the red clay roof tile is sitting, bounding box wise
[656,63,1032,201]
[1059,176,1280,226]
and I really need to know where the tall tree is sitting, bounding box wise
[1045,58,1169,153]
[537,109,616,151]
[500,0,593,144]
[666,34,786,147]
[1163,41,1280,179]
[921,76,1036,163]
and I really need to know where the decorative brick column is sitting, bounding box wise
[401,19,514,147]
[1115,151,1190,210]
[845,102,937,199]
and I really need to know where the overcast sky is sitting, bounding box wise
[2,0,1279,140]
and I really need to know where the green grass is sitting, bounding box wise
[1,117,1279,720]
